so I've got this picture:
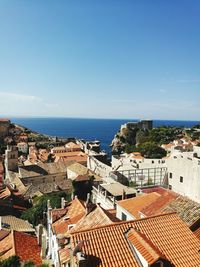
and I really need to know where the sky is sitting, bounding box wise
[0,0,200,120]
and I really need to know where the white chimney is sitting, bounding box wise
[0,216,2,230]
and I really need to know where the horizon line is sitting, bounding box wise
[1,115,200,122]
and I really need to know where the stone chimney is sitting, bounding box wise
[61,197,66,209]
[41,232,47,258]
[122,189,126,200]
[37,224,43,246]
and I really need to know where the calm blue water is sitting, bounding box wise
[11,118,200,153]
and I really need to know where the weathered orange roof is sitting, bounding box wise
[14,231,42,265]
[53,213,85,234]
[0,231,42,266]
[51,207,68,223]
[141,191,177,217]
[70,204,120,233]
[117,192,161,219]
[55,153,88,165]
[127,228,168,265]
[59,247,70,264]
[141,186,168,195]
[52,197,86,234]
[67,197,85,218]
[71,213,200,267]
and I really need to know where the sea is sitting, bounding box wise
[11,118,200,154]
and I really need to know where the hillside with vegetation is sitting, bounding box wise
[111,124,188,158]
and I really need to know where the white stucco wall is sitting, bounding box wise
[167,154,200,203]
[88,156,111,178]
[116,204,135,221]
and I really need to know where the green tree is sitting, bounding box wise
[137,142,167,159]
[21,192,71,226]
[0,256,20,267]
[23,262,34,267]
[72,176,95,201]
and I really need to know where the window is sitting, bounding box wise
[180,176,183,183]
[121,212,127,221]
[169,185,172,190]
[169,173,173,178]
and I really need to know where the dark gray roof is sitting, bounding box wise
[23,179,72,198]
[19,161,74,179]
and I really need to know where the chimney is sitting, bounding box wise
[41,233,47,258]
[61,197,66,209]
[122,189,126,200]
[0,216,2,230]
[86,193,90,206]
[37,224,43,246]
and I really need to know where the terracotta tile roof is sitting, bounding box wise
[141,191,177,217]
[70,204,120,233]
[1,216,35,233]
[127,228,168,265]
[0,230,15,261]
[117,192,161,219]
[71,213,200,267]
[67,197,85,218]
[162,195,200,225]
[190,217,200,240]
[58,204,119,265]
[59,247,70,264]
[14,231,42,265]
[52,197,86,234]
[53,213,85,235]
[51,207,68,223]
[0,231,42,266]
[141,186,168,195]
[55,154,88,165]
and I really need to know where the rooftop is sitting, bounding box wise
[23,179,72,198]
[1,215,35,233]
[67,162,102,181]
[101,182,136,197]
[0,230,42,265]
[19,161,74,178]
[162,195,200,225]
[71,213,200,267]
[70,204,120,233]
[127,228,168,265]
[52,197,86,235]
[117,192,161,219]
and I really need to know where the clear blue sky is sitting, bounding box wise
[0,0,199,120]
